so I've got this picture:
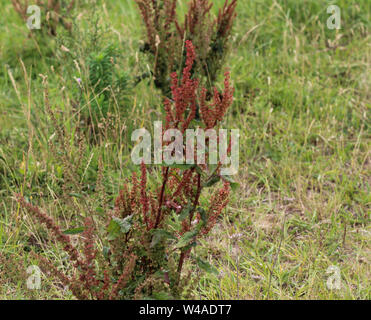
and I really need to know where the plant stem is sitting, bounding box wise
[154,167,169,228]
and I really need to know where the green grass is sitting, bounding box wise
[0,0,370,300]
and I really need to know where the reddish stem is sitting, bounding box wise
[176,173,202,284]
[154,167,170,228]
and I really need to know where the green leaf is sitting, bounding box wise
[63,227,84,235]
[103,246,110,259]
[0,155,7,164]
[221,175,240,191]
[203,175,221,188]
[197,207,208,225]
[195,165,204,175]
[107,215,133,240]
[150,229,176,248]
[117,215,133,233]
[176,227,200,249]
[178,204,194,221]
[96,207,105,214]
[69,193,83,198]
[107,220,120,241]
[182,241,198,251]
[196,257,218,275]
[151,291,174,300]
[208,164,219,175]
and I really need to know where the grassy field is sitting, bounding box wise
[0,0,370,300]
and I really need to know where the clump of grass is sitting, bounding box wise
[86,44,130,122]
[54,6,133,140]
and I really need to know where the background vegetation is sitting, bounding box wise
[0,0,370,299]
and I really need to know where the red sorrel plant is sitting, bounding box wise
[135,0,237,97]
[11,0,75,36]
[17,41,236,299]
